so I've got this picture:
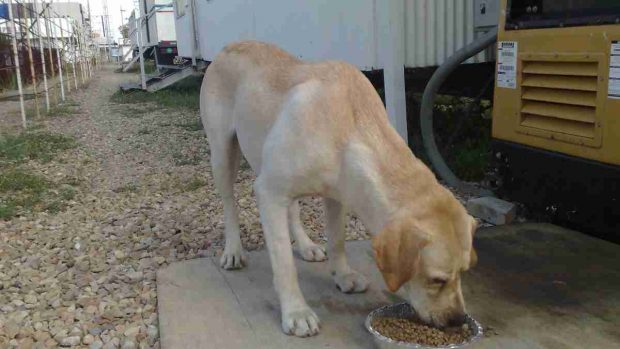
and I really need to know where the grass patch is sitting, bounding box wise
[47,104,79,118]
[59,184,77,201]
[0,130,80,220]
[0,169,80,219]
[113,182,139,193]
[0,168,78,220]
[110,75,202,110]
[173,153,202,166]
[175,119,203,132]
[0,202,17,220]
[0,169,49,193]
[120,60,158,74]
[0,131,77,165]
[183,177,207,191]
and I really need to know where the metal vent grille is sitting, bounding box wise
[520,60,598,140]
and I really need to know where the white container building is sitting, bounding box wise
[169,0,499,140]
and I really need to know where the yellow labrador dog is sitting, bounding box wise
[201,41,477,337]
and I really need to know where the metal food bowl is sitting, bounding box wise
[365,303,483,349]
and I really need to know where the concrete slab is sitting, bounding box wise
[158,223,620,349]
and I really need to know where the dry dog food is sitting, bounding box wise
[371,317,472,346]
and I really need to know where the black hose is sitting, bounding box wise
[420,28,498,197]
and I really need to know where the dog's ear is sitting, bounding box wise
[469,217,478,269]
[372,216,429,292]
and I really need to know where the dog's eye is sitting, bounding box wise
[430,278,447,286]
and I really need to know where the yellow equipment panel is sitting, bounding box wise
[492,0,620,166]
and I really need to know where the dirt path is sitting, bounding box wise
[0,65,371,349]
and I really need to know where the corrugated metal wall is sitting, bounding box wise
[405,0,487,68]
[175,0,492,69]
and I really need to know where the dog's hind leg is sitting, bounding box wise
[325,198,369,293]
[209,130,246,270]
[288,200,327,262]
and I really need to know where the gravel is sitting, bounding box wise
[0,65,490,348]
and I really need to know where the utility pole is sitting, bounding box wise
[103,0,112,61]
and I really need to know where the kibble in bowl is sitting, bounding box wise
[365,303,483,349]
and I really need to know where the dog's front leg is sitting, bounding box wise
[255,181,320,337]
[289,200,327,262]
[325,198,369,293]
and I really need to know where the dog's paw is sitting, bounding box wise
[219,248,247,270]
[296,243,327,262]
[282,308,320,337]
[334,270,369,293]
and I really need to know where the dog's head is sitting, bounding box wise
[372,199,477,328]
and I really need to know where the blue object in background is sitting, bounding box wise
[0,4,8,20]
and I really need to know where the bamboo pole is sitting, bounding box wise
[7,0,27,129]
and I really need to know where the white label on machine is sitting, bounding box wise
[609,41,620,99]
[497,41,518,89]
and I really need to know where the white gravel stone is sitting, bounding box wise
[59,336,81,347]
[89,341,104,349]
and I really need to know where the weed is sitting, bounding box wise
[0,131,76,164]
[47,104,78,118]
[59,185,77,201]
[173,153,202,166]
[114,183,139,193]
[0,202,17,220]
[110,75,202,110]
[175,119,203,132]
[0,169,49,193]
[0,169,50,219]
[183,177,207,191]
[429,95,492,181]
[44,200,65,214]
[113,104,159,118]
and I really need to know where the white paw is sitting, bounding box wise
[219,247,246,270]
[282,308,320,337]
[334,271,369,293]
[296,243,327,262]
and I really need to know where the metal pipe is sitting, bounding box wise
[34,0,50,112]
[7,0,27,129]
[59,15,70,93]
[54,8,66,101]
[44,3,57,103]
[69,18,77,89]
[419,27,498,197]
[21,1,40,118]
[190,0,198,66]
[137,15,147,90]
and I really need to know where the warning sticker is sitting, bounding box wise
[497,41,518,89]
[609,41,620,99]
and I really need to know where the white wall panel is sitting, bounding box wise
[174,0,492,69]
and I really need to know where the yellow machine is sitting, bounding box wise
[491,0,620,241]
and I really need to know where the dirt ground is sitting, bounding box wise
[0,65,378,349]
[0,64,497,348]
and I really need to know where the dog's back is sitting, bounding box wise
[200,40,392,175]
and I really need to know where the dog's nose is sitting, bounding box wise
[447,313,467,327]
